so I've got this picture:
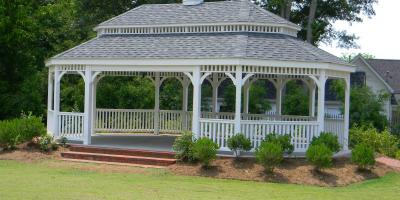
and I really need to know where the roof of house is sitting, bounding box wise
[97,0,299,28]
[54,32,348,65]
[364,59,400,93]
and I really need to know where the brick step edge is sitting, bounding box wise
[61,152,176,166]
[69,145,176,159]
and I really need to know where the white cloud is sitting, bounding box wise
[320,0,400,59]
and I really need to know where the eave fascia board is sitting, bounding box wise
[46,58,355,72]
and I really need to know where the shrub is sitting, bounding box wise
[396,150,400,160]
[39,135,53,152]
[58,136,68,147]
[227,133,252,157]
[306,144,333,171]
[310,132,341,153]
[192,138,219,168]
[351,143,375,170]
[172,132,196,162]
[255,141,283,173]
[263,133,294,154]
[350,125,399,157]
[0,116,46,149]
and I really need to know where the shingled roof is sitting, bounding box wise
[54,32,348,65]
[97,0,299,28]
[364,59,400,93]
[51,0,350,67]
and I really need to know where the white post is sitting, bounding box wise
[276,78,283,115]
[53,69,61,138]
[317,71,327,134]
[83,67,93,145]
[47,70,54,134]
[182,77,189,130]
[211,73,219,113]
[243,82,250,114]
[234,66,243,134]
[309,82,316,117]
[192,67,201,138]
[154,72,161,134]
[91,77,98,136]
[343,74,351,150]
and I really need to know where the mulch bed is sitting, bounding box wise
[169,157,399,187]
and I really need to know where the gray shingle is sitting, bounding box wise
[98,0,298,28]
[365,59,400,93]
[54,32,347,66]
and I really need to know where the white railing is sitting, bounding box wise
[159,110,187,133]
[325,117,345,147]
[96,109,154,132]
[58,112,84,140]
[199,119,235,150]
[47,110,55,135]
[241,120,319,152]
[241,113,315,121]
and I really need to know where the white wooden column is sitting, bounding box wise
[47,70,54,134]
[211,73,219,113]
[83,67,93,145]
[182,77,190,130]
[53,69,61,138]
[309,82,316,117]
[191,67,201,138]
[316,71,327,134]
[343,74,351,150]
[234,66,243,134]
[275,78,284,115]
[91,76,99,135]
[243,82,250,114]
[154,72,161,134]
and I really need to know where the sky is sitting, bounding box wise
[320,0,400,59]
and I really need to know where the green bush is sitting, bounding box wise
[39,135,53,152]
[306,144,333,171]
[58,136,68,147]
[0,116,46,149]
[227,133,252,157]
[172,132,196,162]
[255,141,283,173]
[192,138,219,168]
[395,150,400,160]
[310,132,341,153]
[350,125,399,157]
[351,143,375,170]
[263,133,294,154]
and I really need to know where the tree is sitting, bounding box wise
[259,0,378,47]
[0,0,80,119]
[282,80,309,116]
[330,80,389,130]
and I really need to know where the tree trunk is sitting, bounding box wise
[280,0,293,20]
[307,0,318,44]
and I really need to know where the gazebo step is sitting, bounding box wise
[61,151,176,166]
[69,145,176,159]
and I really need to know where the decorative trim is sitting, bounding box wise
[96,23,298,37]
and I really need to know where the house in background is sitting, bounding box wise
[351,55,400,121]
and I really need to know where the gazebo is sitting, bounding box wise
[46,0,354,153]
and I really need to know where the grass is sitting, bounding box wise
[0,160,399,200]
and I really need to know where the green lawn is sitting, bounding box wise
[0,160,399,200]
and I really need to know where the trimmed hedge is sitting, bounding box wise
[0,116,46,149]
[193,137,219,168]
[351,143,375,170]
[310,132,341,153]
[255,141,283,173]
[227,133,252,157]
